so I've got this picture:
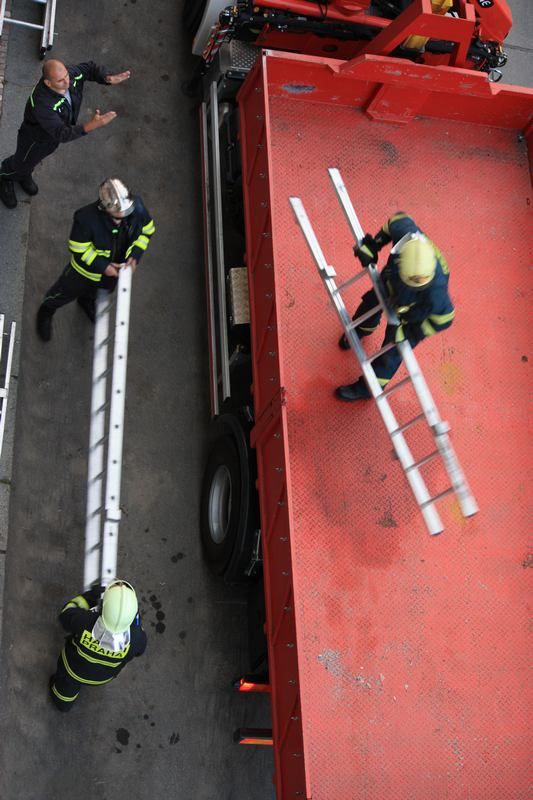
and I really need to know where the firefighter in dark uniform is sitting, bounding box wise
[36,178,156,341]
[50,579,147,712]
[336,212,455,401]
[0,58,130,209]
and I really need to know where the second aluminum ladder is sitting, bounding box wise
[289,168,478,536]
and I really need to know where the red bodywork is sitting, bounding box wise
[238,48,532,799]
[245,0,512,65]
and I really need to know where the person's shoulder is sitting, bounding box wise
[74,201,101,222]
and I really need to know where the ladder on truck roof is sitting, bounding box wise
[289,168,478,536]
[0,0,57,58]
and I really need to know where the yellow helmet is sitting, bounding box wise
[398,237,436,288]
[101,579,138,633]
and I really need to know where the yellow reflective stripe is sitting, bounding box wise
[421,319,437,337]
[52,684,79,702]
[73,641,127,668]
[68,239,91,253]
[61,648,114,685]
[395,325,406,343]
[81,247,96,265]
[136,235,150,250]
[432,243,449,275]
[142,220,155,235]
[382,212,409,235]
[70,256,102,282]
[429,310,455,325]
[359,325,378,332]
[95,249,111,256]
[62,594,90,612]
[378,377,390,386]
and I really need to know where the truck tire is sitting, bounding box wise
[200,416,258,582]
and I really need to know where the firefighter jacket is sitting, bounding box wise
[21,61,109,145]
[58,591,147,685]
[376,212,455,341]
[67,197,156,282]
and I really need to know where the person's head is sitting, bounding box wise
[101,579,138,634]
[98,178,135,220]
[42,59,70,93]
[398,235,436,290]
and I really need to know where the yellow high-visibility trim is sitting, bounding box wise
[95,249,111,257]
[126,234,150,257]
[421,319,437,337]
[382,212,409,235]
[429,310,455,326]
[70,256,102,282]
[378,377,390,386]
[52,684,79,702]
[395,325,406,343]
[68,239,91,253]
[81,247,96,265]
[432,243,449,275]
[142,220,155,235]
[359,325,378,333]
[61,649,114,685]
[74,641,127,668]
[62,595,90,612]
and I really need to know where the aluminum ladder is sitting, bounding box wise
[83,268,133,589]
[0,0,57,58]
[289,168,478,535]
[0,314,16,461]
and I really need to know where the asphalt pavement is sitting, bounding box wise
[0,2,273,799]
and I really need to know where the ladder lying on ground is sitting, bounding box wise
[289,168,478,535]
[0,0,57,58]
[83,268,133,589]
[0,314,16,461]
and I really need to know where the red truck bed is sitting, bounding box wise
[239,51,532,799]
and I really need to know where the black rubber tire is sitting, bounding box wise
[200,434,244,576]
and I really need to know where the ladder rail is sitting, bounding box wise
[0,319,16,461]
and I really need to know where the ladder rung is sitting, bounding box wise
[347,304,382,330]
[333,271,368,294]
[391,412,426,436]
[364,341,397,363]
[376,376,412,399]
[405,450,440,472]
[420,486,455,509]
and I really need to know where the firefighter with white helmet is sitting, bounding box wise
[336,212,455,401]
[49,579,147,712]
[36,178,156,341]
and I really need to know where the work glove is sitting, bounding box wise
[84,584,104,608]
[353,234,379,268]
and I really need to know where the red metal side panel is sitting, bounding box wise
[239,63,307,798]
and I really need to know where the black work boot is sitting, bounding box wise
[335,378,371,401]
[77,296,96,323]
[37,306,53,342]
[18,176,38,196]
[0,178,17,209]
[339,333,350,350]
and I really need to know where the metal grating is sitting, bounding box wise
[219,39,260,74]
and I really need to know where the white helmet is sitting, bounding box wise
[99,178,134,217]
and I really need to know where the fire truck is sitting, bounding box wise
[185,1,532,797]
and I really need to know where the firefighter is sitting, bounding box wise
[36,178,156,341]
[336,212,455,401]
[0,59,130,209]
[49,579,147,712]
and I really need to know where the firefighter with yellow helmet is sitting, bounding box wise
[336,212,455,401]
[49,579,147,711]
